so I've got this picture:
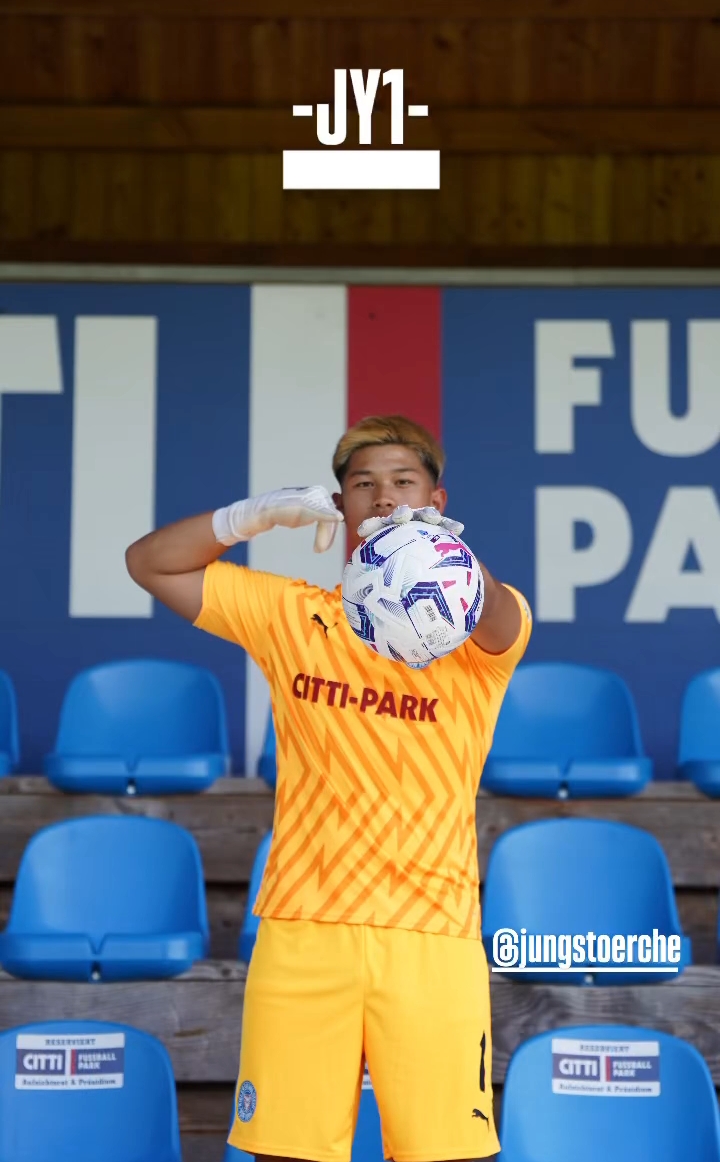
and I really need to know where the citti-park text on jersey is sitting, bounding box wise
[292,673,438,722]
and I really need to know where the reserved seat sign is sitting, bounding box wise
[15,1032,125,1090]
[552,1038,660,1097]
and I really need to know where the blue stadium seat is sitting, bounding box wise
[0,671,19,776]
[678,669,720,797]
[44,659,231,795]
[257,713,277,789]
[0,1020,181,1162]
[482,662,651,798]
[0,816,208,981]
[223,1069,383,1162]
[499,1025,720,1162]
[482,819,690,984]
[238,832,272,964]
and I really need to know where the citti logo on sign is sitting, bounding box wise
[283,69,439,191]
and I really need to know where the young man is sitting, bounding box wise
[126,414,531,1162]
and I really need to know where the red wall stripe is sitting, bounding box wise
[347,287,442,440]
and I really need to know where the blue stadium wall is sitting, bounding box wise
[0,278,718,778]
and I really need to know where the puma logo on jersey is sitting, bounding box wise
[311,613,335,637]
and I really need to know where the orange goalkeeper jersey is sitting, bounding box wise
[195,561,532,939]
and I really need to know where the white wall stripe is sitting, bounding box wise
[246,285,347,776]
[69,317,157,618]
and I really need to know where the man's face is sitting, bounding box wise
[333,444,447,556]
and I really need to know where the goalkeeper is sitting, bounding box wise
[126,414,531,1162]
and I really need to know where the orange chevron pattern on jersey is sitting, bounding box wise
[196,561,532,939]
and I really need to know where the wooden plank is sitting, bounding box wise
[0,961,246,1082]
[474,787,720,889]
[529,19,593,106]
[0,152,34,240]
[215,153,252,243]
[467,156,504,245]
[69,151,107,239]
[107,151,145,240]
[65,14,141,103]
[467,22,523,107]
[574,153,612,244]
[1,882,715,965]
[1,962,720,1084]
[214,19,254,105]
[490,966,720,1081]
[653,18,697,106]
[145,152,183,241]
[3,2,720,20]
[8,108,720,153]
[1,779,719,889]
[0,778,274,884]
[504,155,541,244]
[250,153,283,243]
[582,20,658,107]
[181,152,215,241]
[540,154,577,244]
[431,153,467,243]
[32,150,72,239]
[611,154,650,245]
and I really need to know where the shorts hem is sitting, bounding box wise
[227,1136,350,1162]
[388,1142,501,1161]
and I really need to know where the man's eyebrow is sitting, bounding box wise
[347,464,421,479]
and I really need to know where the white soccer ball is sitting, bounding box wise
[342,521,484,669]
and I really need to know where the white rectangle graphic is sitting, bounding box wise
[16,1032,125,1090]
[69,317,157,618]
[283,150,440,190]
[552,1038,660,1097]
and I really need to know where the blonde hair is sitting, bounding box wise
[332,415,445,486]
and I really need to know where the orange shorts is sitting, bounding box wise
[228,917,499,1161]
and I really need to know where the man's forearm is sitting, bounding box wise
[126,512,226,583]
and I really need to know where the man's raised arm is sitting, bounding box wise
[126,485,344,624]
[126,513,222,623]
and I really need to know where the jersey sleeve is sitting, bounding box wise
[464,585,533,687]
[193,559,292,667]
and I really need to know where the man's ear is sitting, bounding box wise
[332,490,344,514]
[431,485,448,514]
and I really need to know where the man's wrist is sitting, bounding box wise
[212,500,251,546]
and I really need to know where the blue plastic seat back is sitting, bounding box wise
[483,819,683,943]
[500,1025,720,1162]
[0,671,20,772]
[679,669,720,762]
[53,660,229,762]
[0,1020,181,1162]
[238,832,272,963]
[257,713,277,788]
[6,816,208,947]
[490,663,644,763]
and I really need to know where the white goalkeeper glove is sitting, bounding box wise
[357,504,464,540]
[213,485,344,553]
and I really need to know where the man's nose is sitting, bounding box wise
[372,492,397,512]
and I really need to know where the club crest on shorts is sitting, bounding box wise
[237,1080,257,1122]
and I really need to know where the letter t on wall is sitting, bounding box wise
[0,316,63,502]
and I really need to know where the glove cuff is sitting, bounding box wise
[212,501,252,546]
